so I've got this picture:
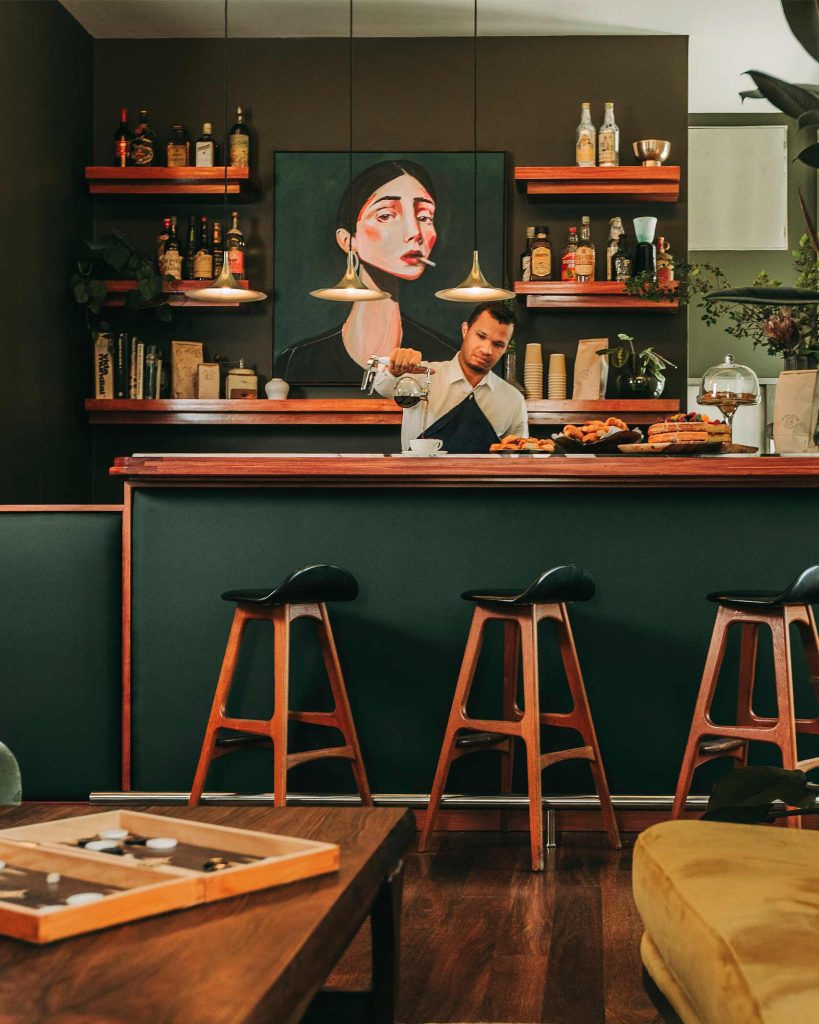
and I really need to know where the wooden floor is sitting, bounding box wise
[325,830,660,1024]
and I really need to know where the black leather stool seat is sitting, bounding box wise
[222,563,358,605]
[462,564,595,605]
[707,565,819,610]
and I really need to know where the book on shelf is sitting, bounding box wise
[135,340,145,399]
[114,333,128,398]
[155,357,163,398]
[128,337,138,398]
[144,345,158,401]
[93,333,114,399]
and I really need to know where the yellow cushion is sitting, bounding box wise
[633,820,819,1024]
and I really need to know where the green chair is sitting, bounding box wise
[0,743,21,805]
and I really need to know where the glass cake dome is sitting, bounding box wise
[697,353,760,440]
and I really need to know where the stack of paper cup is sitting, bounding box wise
[548,352,567,400]
[524,343,543,401]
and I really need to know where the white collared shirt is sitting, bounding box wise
[374,355,528,451]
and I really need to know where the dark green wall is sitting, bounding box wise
[0,2,93,502]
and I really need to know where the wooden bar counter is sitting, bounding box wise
[112,453,819,804]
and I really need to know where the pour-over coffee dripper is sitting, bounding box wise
[633,217,658,279]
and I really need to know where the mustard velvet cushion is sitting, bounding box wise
[633,820,819,1024]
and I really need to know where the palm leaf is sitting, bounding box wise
[798,108,819,128]
[743,70,819,117]
[796,141,819,167]
[740,83,819,101]
[705,285,819,305]
[782,0,819,63]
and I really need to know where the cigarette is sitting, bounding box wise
[418,256,436,267]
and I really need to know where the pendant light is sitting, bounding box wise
[436,0,514,303]
[187,0,267,304]
[310,0,388,302]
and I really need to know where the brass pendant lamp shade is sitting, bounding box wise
[435,0,513,304]
[311,0,388,304]
[188,0,267,305]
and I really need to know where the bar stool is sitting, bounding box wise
[672,566,819,822]
[189,564,372,807]
[418,565,621,871]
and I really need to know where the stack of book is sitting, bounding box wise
[93,332,163,399]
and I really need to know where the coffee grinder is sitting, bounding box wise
[633,216,658,280]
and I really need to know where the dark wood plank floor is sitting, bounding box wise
[324,831,661,1024]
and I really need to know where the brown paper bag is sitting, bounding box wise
[171,340,204,399]
[773,370,819,453]
[572,338,609,399]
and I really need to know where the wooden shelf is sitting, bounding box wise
[514,165,680,203]
[101,279,254,309]
[85,397,678,427]
[85,166,260,198]
[515,281,678,311]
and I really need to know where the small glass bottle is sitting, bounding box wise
[613,233,633,282]
[561,226,578,281]
[195,122,217,167]
[575,102,596,167]
[163,215,183,280]
[113,108,131,167]
[184,215,197,279]
[529,226,552,281]
[575,215,595,282]
[166,124,190,167]
[226,210,245,278]
[656,237,675,285]
[193,216,214,280]
[129,109,155,166]
[156,217,171,275]
[520,226,534,281]
[229,106,250,167]
[605,216,624,281]
[598,102,620,167]
[212,221,224,275]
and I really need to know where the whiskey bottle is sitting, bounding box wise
[212,221,224,275]
[229,106,250,167]
[605,216,624,281]
[129,109,155,166]
[575,102,596,167]
[520,226,534,281]
[529,226,552,281]
[164,216,183,280]
[575,215,595,282]
[226,210,245,278]
[166,125,190,167]
[184,215,198,279]
[598,102,620,167]
[157,217,171,275]
[193,216,214,280]
[561,226,578,281]
[195,122,217,167]
[613,233,633,282]
[113,108,131,167]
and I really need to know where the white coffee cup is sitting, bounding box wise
[409,438,443,455]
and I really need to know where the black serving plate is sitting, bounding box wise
[553,428,643,454]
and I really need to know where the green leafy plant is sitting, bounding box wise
[703,765,819,824]
[596,333,677,388]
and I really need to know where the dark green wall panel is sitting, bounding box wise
[0,513,121,798]
[131,488,819,796]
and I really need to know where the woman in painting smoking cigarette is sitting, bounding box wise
[274,159,458,385]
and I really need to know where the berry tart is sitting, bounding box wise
[647,412,730,445]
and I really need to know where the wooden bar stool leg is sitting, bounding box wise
[500,619,520,833]
[419,607,488,853]
[555,605,621,850]
[189,608,248,807]
[672,606,733,819]
[316,603,373,806]
[271,606,291,807]
[795,606,819,734]
[519,610,544,871]
[735,623,759,766]
[771,615,801,829]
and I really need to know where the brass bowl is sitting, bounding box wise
[632,139,671,166]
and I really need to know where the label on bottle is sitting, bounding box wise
[164,249,183,279]
[115,140,128,167]
[166,144,188,167]
[230,136,249,167]
[614,256,632,282]
[130,139,154,166]
[574,245,595,279]
[657,266,673,286]
[561,251,576,281]
[521,254,531,282]
[599,130,618,166]
[576,131,595,165]
[193,249,214,279]
[228,248,245,277]
[195,141,214,167]
[530,245,551,279]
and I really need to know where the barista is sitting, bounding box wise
[374,302,528,454]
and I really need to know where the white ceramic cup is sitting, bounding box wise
[409,438,443,455]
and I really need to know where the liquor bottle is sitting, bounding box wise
[561,226,578,281]
[212,221,224,275]
[520,226,534,281]
[195,122,217,167]
[166,125,190,167]
[164,216,183,280]
[575,102,596,167]
[605,216,624,281]
[656,237,675,285]
[598,102,620,167]
[226,210,245,278]
[157,217,171,275]
[229,106,250,167]
[613,233,633,282]
[529,226,552,281]
[575,215,595,282]
[129,109,155,166]
[184,215,198,279]
[193,216,214,279]
[113,108,131,167]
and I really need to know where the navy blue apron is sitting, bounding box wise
[419,391,500,454]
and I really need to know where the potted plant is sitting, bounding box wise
[596,334,677,398]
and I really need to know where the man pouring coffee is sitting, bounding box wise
[373,303,528,454]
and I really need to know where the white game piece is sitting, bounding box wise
[0,861,5,871]
[66,892,105,906]
[46,872,61,885]
[99,829,128,841]
[84,840,119,852]
[145,837,178,851]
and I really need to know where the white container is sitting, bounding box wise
[265,378,290,400]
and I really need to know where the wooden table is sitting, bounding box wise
[0,804,415,1024]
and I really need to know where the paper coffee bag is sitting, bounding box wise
[573,338,609,399]
[773,370,819,453]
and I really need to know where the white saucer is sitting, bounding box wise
[398,450,449,457]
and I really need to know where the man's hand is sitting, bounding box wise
[388,347,435,376]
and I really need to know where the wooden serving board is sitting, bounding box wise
[0,810,339,943]
[618,441,759,455]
